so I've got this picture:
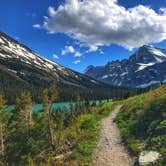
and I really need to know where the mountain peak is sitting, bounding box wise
[137,45,154,53]
[138,45,165,54]
[130,44,166,64]
[84,65,95,73]
[141,45,152,48]
[85,45,166,88]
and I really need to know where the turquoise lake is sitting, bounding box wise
[5,99,112,113]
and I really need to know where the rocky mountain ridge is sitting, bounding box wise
[85,45,166,88]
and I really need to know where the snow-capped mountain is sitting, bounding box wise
[85,45,166,88]
[0,32,118,102]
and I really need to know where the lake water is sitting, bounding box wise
[5,99,112,113]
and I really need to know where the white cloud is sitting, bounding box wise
[53,54,59,59]
[99,49,104,55]
[48,7,56,17]
[61,45,75,55]
[33,24,41,29]
[87,45,98,53]
[74,51,82,57]
[61,45,82,57]
[43,0,166,50]
[73,60,81,64]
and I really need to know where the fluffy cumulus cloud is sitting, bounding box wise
[43,0,166,50]
[61,45,82,57]
[62,46,75,55]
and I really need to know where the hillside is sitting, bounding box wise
[115,85,166,165]
[0,32,134,103]
[85,45,166,88]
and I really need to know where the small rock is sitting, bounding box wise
[55,154,64,160]
[139,150,161,166]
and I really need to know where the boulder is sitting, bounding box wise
[139,150,161,166]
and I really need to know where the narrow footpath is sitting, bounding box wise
[92,105,134,166]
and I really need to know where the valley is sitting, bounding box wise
[1,0,166,165]
[0,32,136,104]
[0,31,165,166]
[1,82,165,165]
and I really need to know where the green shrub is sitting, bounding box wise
[115,85,166,165]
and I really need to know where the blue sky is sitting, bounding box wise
[0,0,166,72]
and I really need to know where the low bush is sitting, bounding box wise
[115,85,166,165]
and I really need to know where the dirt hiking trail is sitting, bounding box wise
[92,105,134,166]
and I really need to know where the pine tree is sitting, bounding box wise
[40,85,59,150]
[5,92,33,165]
[15,91,33,131]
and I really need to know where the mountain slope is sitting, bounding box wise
[85,45,166,88]
[115,85,166,165]
[0,32,133,103]
[0,32,100,88]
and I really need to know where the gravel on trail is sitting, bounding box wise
[92,105,134,166]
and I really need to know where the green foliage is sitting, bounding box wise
[115,85,166,164]
[16,91,33,111]
[70,114,100,165]
[0,86,116,165]
[0,95,6,108]
[95,102,115,118]
[68,103,116,165]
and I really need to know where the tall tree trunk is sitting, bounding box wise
[48,104,55,150]
[0,124,4,156]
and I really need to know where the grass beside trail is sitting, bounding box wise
[68,102,115,165]
[114,85,166,166]
[68,85,166,165]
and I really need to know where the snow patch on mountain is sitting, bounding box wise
[136,63,155,72]
[102,75,109,79]
[120,72,128,76]
[154,56,164,63]
[148,47,166,57]
[137,81,161,88]
[0,38,5,44]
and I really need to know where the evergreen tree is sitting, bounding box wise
[16,91,33,129]
[5,91,34,165]
[40,85,59,150]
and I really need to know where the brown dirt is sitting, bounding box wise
[92,105,134,166]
